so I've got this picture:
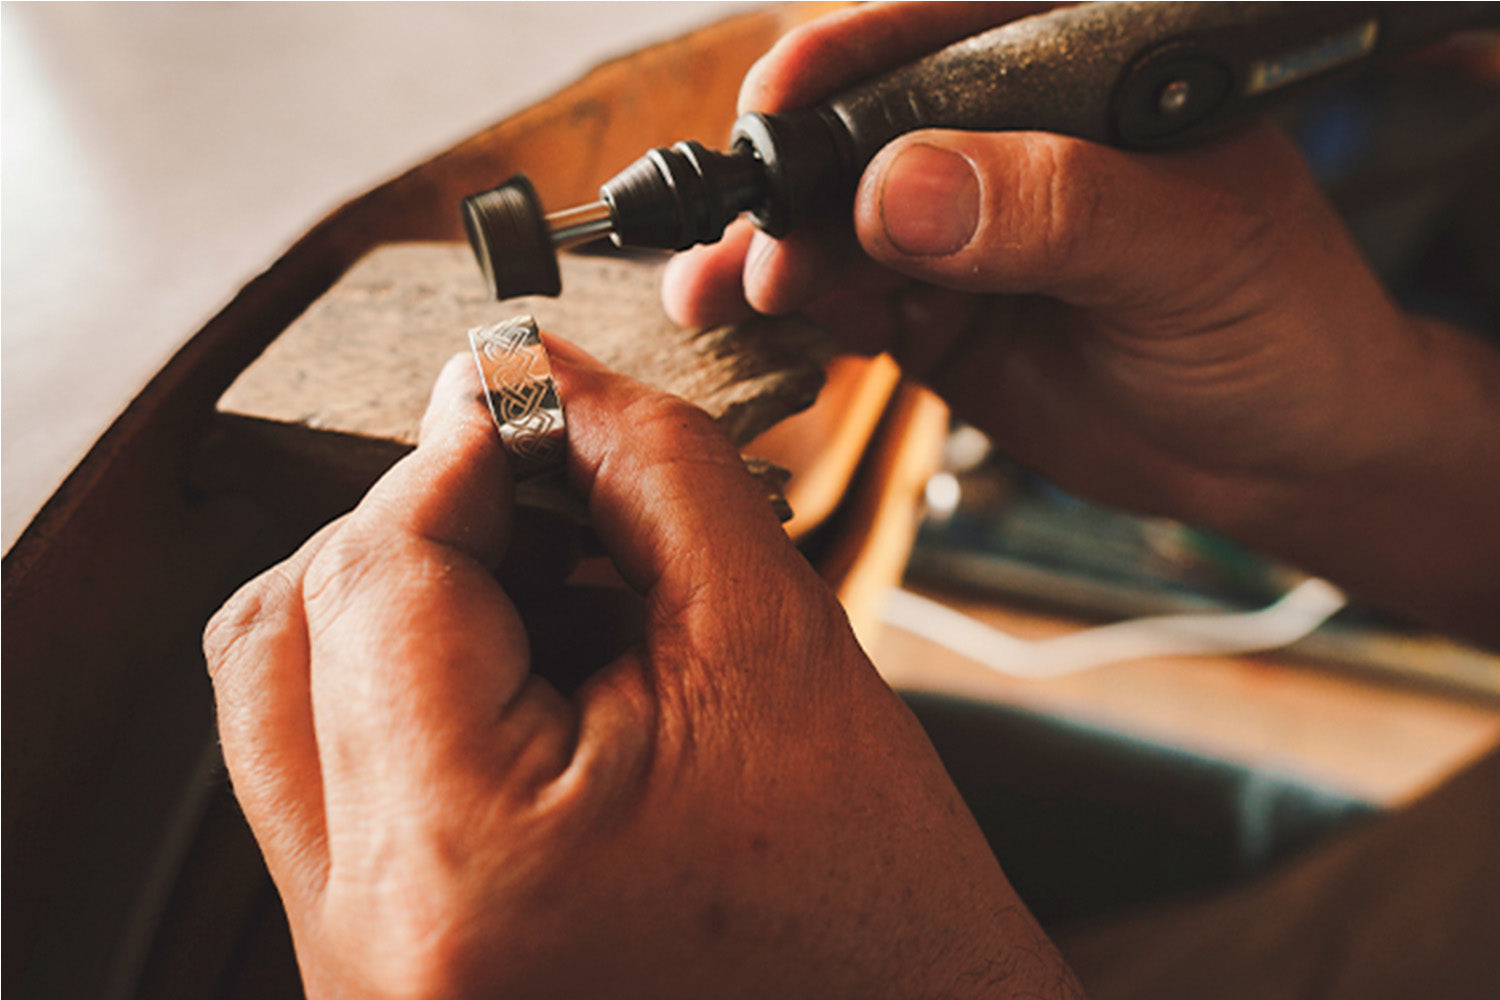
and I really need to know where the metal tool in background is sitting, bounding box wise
[461,1,1498,299]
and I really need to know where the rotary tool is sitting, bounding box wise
[462,1,1496,300]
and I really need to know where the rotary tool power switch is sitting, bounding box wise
[462,1,1496,299]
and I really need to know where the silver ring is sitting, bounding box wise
[468,315,567,478]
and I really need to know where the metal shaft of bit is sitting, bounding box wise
[545,200,615,250]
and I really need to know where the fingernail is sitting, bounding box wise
[880,144,979,256]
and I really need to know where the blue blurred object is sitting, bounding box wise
[1292,84,1379,183]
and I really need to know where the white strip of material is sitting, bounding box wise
[881,578,1348,679]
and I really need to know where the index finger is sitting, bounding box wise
[740,2,1051,114]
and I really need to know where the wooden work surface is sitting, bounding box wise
[220,242,832,450]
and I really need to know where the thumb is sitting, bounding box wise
[854,122,1306,316]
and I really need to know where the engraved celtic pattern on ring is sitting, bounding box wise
[468,315,567,478]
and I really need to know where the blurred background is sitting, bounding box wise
[2,2,754,551]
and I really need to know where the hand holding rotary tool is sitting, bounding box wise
[461,1,1494,300]
[462,0,1500,644]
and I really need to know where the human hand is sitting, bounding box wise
[204,343,1081,999]
[663,2,1500,640]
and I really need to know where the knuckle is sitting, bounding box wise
[1016,135,1106,279]
[617,387,730,463]
[203,565,299,680]
[300,521,395,625]
[599,400,750,535]
[768,24,841,81]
